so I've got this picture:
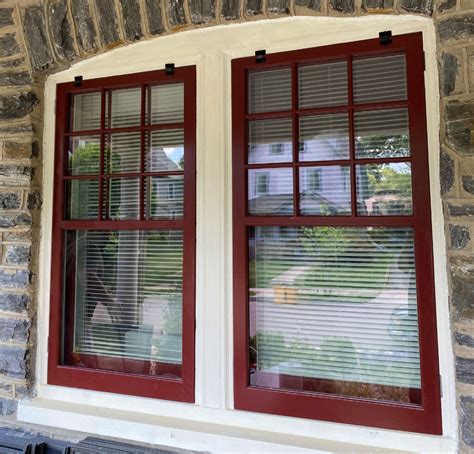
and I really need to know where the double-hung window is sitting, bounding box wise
[232,33,442,433]
[48,67,196,402]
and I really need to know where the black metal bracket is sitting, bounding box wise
[74,75,83,87]
[165,63,175,75]
[379,30,392,46]
[255,49,266,63]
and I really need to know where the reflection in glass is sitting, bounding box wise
[248,118,292,164]
[248,226,421,403]
[299,166,351,215]
[68,136,100,175]
[146,129,184,171]
[355,109,410,159]
[108,178,140,220]
[109,87,141,128]
[353,54,407,104]
[248,68,292,114]
[248,168,293,216]
[66,179,99,220]
[107,132,141,173]
[299,114,350,162]
[62,229,183,378]
[145,176,183,220]
[357,163,412,216]
[298,60,348,108]
[72,92,101,131]
[148,83,184,125]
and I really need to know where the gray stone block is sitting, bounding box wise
[0,193,21,209]
[95,0,120,46]
[0,92,39,121]
[450,224,470,249]
[27,191,42,210]
[456,356,474,384]
[442,53,459,96]
[0,318,30,343]
[145,0,165,34]
[48,0,76,60]
[245,0,263,15]
[0,213,31,229]
[0,8,14,28]
[120,0,143,41]
[267,0,290,14]
[461,396,474,447]
[462,176,474,195]
[71,0,97,53]
[0,346,28,379]
[445,100,474,155]
[222,0,241,19]
[4,245,30,266]
[0,270,30,289]
[450,255,474,320]
[330,0,355,13]
[455,332,474,348]
[0,293,30,313]
[167,0,187,26]
[440,151,455,195]
[22,6,54,70]
[400,0,432,14]
[361,0,394,9]
[0,398,17,416]
[0,71,32,87]
[0,34,20,58]
[438,15,474,42]
[188,0,216,24]
[437,0,456,12]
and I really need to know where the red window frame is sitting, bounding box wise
[232,33,442,434]
[48,66,196,403]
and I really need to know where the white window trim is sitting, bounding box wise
[20,16,457,453]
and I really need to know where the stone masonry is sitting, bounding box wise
[0,0,470,450]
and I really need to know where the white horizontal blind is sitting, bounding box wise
[249,226,421,390]
[149,84,184,124]
[71,230,183,365]
[248,118,293,164]
[248,68,292,114]
[110,88,141,128]
[72,93,101,131]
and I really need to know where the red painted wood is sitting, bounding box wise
[232,32,442,434]
[48,66,196,403]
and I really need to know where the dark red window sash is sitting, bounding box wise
[48,66,196,403]
[232,33,442,434]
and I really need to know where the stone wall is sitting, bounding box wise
[0,0,471,450]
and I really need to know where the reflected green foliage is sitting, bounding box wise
[356,133,409,159]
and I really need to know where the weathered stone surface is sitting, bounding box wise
[3,232,31,242]
[14,385,28,398]
[0,398,16,416]
[0,381,13,396]
[188,0,215,24]
[222,0,241,19]
[0,213,31,229]
[0,269,29,289]
[22,6,54,70]
[0,319,30,343]
[0,165,32,186]
[4,245,30,266]
[462,175,474,195]
[0,34,20,58]
[449,203,474,217]
[450,224,470,249]
[245,0,263,15]
[362,0,394,10]
[438,16,474,43]
[0,292,29,313]
[120,0,143,41]
[455,332,474,347]
[330,0,355,13]
[95,0,120,46]
[3,142,31,160]
[167,0,187,26]
[71,0,97,53]
[437,0,456,13]
[267,0,290,14]
[48,0,76,60]
[0,71,31,87]
[450,255,474,320]
[27,191,42,210]
[440,151,455,195]
[400,0,432,14]
[456,356,474,384]
[0,8,13,28]
[0,125,33,136]
[461,396,474,448]
[0,93,38,121]
[0,58,24,70]
[442,53,459,97]
[0,347,28,379]
[0,193,21,210]
[445,100,474,155]
[145,0,165,34]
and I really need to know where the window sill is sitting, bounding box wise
[17,395,457,453]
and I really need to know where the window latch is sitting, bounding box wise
[379,31,392,46]
[255,49,266,63]
[165,63,175,75]
[74,75,83,87]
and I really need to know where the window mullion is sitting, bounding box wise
[348,54,357,218]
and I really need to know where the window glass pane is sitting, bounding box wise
[107,132,141,174]
[249,226,421,404]
[248,168,293,216]
[66,179,99,220]
[146,129,184,171]
[248,118,292,164]
[109,87,141,128]
[353,54,407,104]
[62,229,183,378]
[72,92,101,131]
[355,109,410,159]
[248,68,292,114]
[357,163,412,216]
[145,176,183,220]
[107,177,140,220]
[298,60,348,108]
[299,166,351,215]
[148,83,184,125]
[299,114,350,161]
[68,136,100,175]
